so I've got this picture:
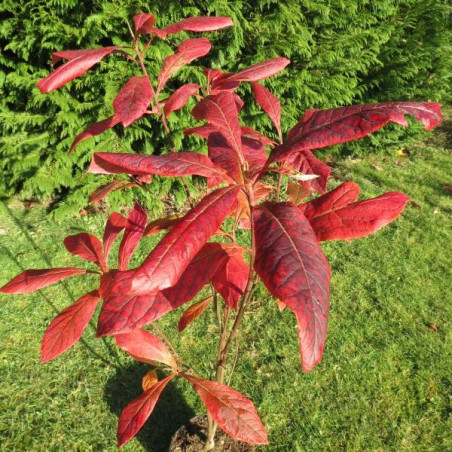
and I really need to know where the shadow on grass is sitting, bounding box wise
[105,362,195,451]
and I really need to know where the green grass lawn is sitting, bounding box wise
[0,123,450,451]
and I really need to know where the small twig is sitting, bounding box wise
[227,333,240,386]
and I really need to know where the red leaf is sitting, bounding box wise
[183,124,217,139]
[252,82,282,140]
[302,183,410,241]
[89,152,228,181]
[207,132,241,183]
[37,46,119,93]
[223,57,290,83]
[240,126,275,146]
[0,268,89,294]
[89,180,128,203]
[183,375,268,445]
[97,186,241,336]
[103,212,127,265]
[157,38,211,93]
[144,215,182,237]
[192,92,244,167]
[242,137,267,179]
[178,296,213,332]
[163,16,233,35]
[117,374,175,447]
[70,116,120,153]
[63,233,106,272]
[122,186,240,292]
[115,328,176,369]
[133,13,155,35]
[254,202,331,372]
[283,151,331,194]
[211,245,248,310]
[97,291,171,337]
[161,243,228,307]
[164,83,200,117]
[118,202,148,270]
[41,290,100,363]
[113,76,153,127]
[270,102,442,163]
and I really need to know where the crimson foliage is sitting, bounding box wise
[0,12,441,449]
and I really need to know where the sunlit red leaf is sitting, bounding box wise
[133,13,155,35]
[41,290,100,363]
[183,375,268,445]
[270,102,442,163]
[113,76,153,127]
[162,243,227,307]
[115,328,176,369]
[37,46,119,93]
[89,152,229,181]
[163,16,233,36]
[223,57,290,83]
[192,92,244,166]
[252,82,282,140]
[63,233,105,271]
[103,212,127,265]
[97,186,241,336]
[254,202,331,372]
[0,268,89,294]
[178,296,213,332]
[69,116,120,153]
[117,374,175,447]
[142,370,158,391]
[100,243,223,336]
[135,184,241,291]
[118,202,148,270]
[211,245,249,310]
[283,151,331,194]
[89,180,128,203]
[157,38,211,93]
[164,83,200,117]
[302,183,410,241]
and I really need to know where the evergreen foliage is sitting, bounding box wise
[1,0,450,218]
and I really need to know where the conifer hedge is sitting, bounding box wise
[1,0,450,218]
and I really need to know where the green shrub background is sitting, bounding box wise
[1,0,450,218]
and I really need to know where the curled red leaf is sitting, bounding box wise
[37,46,119,93]
[70,116,120,153]
[302,183,410,241]
[115,328,177,369]
[157,38,211,93]
[164,83,201,117]
[118,202,148,270]
[163,16,233,36]
[63,233,106,272]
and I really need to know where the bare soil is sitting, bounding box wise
[169,415,255,451]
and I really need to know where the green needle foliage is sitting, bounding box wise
[1,0,450,218]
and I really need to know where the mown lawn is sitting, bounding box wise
[0,123,450,451]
